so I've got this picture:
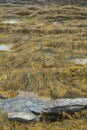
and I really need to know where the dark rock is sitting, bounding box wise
[0,95,8,99]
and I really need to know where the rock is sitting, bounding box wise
[8,112,39,122]
[71,58,87,65]
[0,45,11,51]
[42,98,87,114]
[0,95,8,99]
[0,92,87,122]
[0,92,46,114]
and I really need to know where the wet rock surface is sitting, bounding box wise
[0,92,87,122]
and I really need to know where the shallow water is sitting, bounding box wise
[0,45,11,51]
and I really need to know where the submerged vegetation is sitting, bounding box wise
[0,0,87,129]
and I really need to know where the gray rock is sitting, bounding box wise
[0,92,46,114]
[71,58,87,65]
[0,92,87,122]
[8,112,39,122]
[42,98,87,114]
